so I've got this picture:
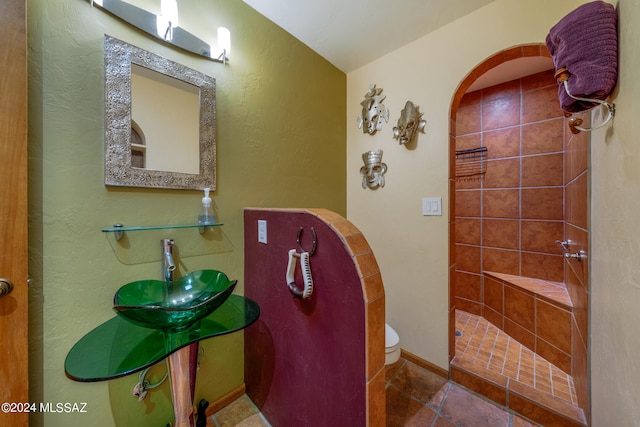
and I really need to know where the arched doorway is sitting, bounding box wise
[448,44,590,425]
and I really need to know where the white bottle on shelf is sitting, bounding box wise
[198,188,216,226]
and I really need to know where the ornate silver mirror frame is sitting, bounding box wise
[104,35,216,190]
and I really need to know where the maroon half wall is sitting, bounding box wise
[244,208,386,426]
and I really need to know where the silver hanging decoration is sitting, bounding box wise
[360,149,387,189]
[393,100,426,145]
[357,84,389,135]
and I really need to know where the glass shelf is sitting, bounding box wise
[65,295,259,382]
[102,223,224,233]
[101,222,234,265]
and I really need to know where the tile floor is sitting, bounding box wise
[205,394,270,427]
[454,310,577,405]
[385,358,540,427]
[205,308,584,426]
[204,356,540,427]
[204,311,584,426]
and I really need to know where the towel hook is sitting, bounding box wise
[555,68,615,134]
[297,227,317,256]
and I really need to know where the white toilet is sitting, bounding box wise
[385,323,400,365]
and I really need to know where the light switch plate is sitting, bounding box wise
[258,220,267,243]
[422,197,442,216]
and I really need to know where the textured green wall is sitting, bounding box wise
[27,1,345,425]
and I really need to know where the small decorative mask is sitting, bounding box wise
[392,100,426,145]
[360,149,387,189]
[357,84,389,135]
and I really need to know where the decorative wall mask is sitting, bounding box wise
[393,100,426,145]
[357,84,389,135]
[360,149,387,189]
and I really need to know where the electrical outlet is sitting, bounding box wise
[258,220,267,243]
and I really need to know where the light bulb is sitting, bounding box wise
[218,27,231,55]
[157,0,179,40]
[161,0,179,27]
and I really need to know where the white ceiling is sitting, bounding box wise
[242,0,497,73]
[241,0,554,90]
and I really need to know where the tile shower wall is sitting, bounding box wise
[454,70,566,316]
[564,114,590,420]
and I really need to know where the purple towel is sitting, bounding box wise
[546,1,618,112]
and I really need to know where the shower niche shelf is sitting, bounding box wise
[102,223,234,266]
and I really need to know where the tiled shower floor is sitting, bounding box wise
[455,310,577,405]
[453,310,587,426]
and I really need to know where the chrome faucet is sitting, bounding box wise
[161,239,176,282]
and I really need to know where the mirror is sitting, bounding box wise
[104,35,216,190]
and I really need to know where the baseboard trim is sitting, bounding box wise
[205,384,246,417]
[400,349,448,379]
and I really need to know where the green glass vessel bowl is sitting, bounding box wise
[113,270,237,331]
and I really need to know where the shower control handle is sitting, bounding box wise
[564,250,587,262]
[0,278,14,297]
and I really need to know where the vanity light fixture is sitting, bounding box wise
[88,0,232,65]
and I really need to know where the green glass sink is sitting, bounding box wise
[113,270,237,331]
